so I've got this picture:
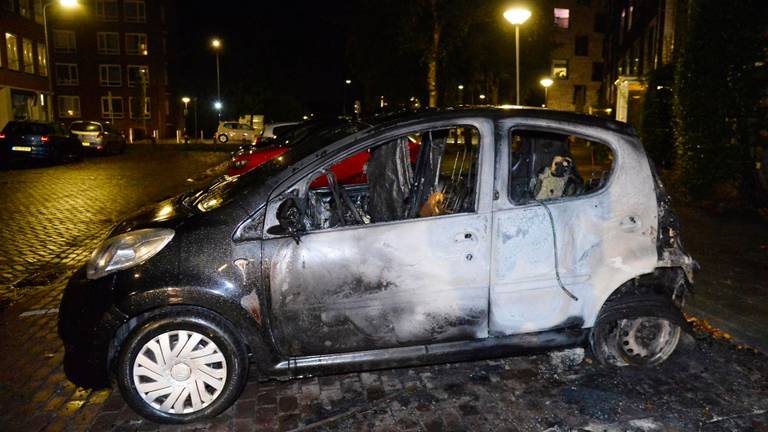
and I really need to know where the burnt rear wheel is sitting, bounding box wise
[591,316,681,366]
[590,293,684,367]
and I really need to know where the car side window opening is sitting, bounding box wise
[298,126,480,232]
[509,129,613,204]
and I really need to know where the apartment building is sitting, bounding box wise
[603,0,686,126]
[545,0,609,114]
[48,0,179,139]
[0,0,51,129]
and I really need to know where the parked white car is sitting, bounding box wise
[215,122,257,144]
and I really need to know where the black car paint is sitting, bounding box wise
[58,109,644,388]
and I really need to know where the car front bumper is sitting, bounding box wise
[58,267,128,388]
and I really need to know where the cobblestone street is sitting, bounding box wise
[0,148,767,431]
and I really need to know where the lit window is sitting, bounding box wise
[95,0,118,21]
[99,64,121,86]
[101,96,124,119]
[37,43,48,76]
[129,97,151,119]
[55,63,79,85]
[127,65,149,87]
[552,59,569,80]
[124,0,146,23]
[5,33,20,70]
[97,32,120,54]
[554,8,569,29]
[125,33,148,55]
[58,95,81,118]
[53,30,76,54]
[22,38,35,73]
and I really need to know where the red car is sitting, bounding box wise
[228,121,421,189]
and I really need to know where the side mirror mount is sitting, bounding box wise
[266,197,304,244]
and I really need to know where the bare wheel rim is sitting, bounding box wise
[617,317,681,365]
[132,330,228,414]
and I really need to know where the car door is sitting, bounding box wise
[260,119,495,357]
[489,118,658,335]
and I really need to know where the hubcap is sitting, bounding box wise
[132,330,227,414]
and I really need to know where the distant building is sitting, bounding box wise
[0,0,52,129]
[545,0,609,114]
[603,0,687,126]
[47,0,179,139]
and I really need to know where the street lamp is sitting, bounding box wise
[479,94,487,104]
[181,97,190,136]
[457,84,464,105]
[504,7,531,106]
[343,79,351,115]
[539,78,553,107]
[43,0,79,120]
[211,38,222,119]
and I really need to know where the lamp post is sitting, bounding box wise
[539,78,553,107]
[343,79,351,115]
[211,38,222,120]
[181,96,190,134]
[503,7,531,106]
[43,0,79,121]
[457,84,464,105]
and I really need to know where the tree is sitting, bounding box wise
[673,0,767,201]
[640,65,675,168]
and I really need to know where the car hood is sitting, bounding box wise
[109,196,196,236]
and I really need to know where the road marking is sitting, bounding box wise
[19,308,59,318]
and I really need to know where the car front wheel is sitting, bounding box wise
[115,309,248,423]
[217,134,229,144]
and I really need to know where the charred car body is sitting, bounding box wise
[58,108,695,423]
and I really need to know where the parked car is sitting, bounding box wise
[1,120,83,164]
[258,121,300,144]
[227,120,358,176]
[59,108,696,424]
[70,121,127,154]
[215,122,258,144]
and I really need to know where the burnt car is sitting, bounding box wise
[59,108,695,423]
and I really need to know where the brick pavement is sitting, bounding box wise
[1,149,768,431]
[0,149,228,304]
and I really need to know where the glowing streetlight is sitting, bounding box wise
[211,38,223,119]
[504,7,532,105]
[345,79,351,85]
[539,78,553,107]
[457,84,464,104]
[214,101,222,110]
[479,94,487,104]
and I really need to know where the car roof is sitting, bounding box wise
[362,107,637,137]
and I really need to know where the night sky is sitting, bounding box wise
[177,1,354,123]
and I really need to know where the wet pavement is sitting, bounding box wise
[0,148,767,431]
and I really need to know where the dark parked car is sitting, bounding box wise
[59,108,696,423]
[1,120,83,164]
[70,120,127,154]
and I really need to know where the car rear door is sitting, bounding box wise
[489,117,659,335]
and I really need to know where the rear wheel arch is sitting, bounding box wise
[588,267,691,366]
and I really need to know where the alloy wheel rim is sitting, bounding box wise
[132,330,228,414]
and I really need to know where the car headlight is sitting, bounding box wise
[86,228,175,280]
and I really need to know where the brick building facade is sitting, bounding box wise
[48,0,179,139]
[0,0,52,129]
[545,0,609,114]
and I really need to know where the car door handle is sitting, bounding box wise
[454,231,478,243]
[620,215,641,232]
